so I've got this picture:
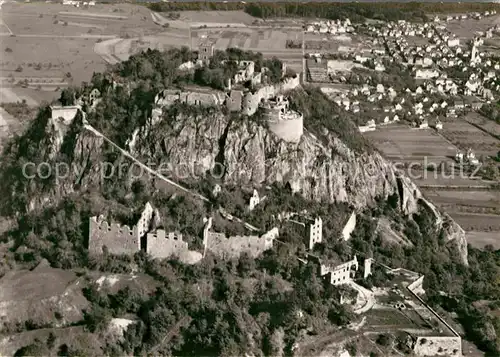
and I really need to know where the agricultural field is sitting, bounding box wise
[191,26,304,72]
[445,15,500,41]
[422,189,500,248]
[193,27,301,51]
[439,117,499,157]
[303,32,369,54]
[447,212,500,232]
[149,9,306,72]
[0,2,162,107]
[423,190,499,211]
[1,2,309,96]
[465,231,500,250]
[364,123,500,250]
[464,111,500,139]
[160,10,258,29]
[364,125,458,168]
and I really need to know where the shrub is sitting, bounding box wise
[376,334,393,346]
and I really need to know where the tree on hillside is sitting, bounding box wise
[59,87,77,106]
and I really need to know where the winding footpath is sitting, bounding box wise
[82,122,260,232]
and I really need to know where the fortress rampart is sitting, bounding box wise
[413,337,461,357]
[50,105,81,125]
[146,230,189,259]
[240,75,300,116]
[267,114,303,143]
[204,231,274,259]
[88,216,141,255]
[202,217,277,259]
[88,203,153,256]
[260,96,304,143]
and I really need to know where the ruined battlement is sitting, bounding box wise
[260,96,303,143]
[90,216,135,235]
[88,216,140,255]
[241,91,261,116]
[155,88,226,108]
[342,211,356,241]
[413,337,461,357]
[88,202,154,256]
[308,217,323,250]
[319,255,358,286]
[204,231,274,259]
[202,218,277,259]
[146,229,189,259]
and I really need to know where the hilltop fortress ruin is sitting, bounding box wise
[88,202,202,262]
[202,217,278,259]
[152,49,303,144]
[87,203,279,263]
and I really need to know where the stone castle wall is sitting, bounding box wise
[146,230,188,259]
[89,203,153,256]
[241,91,261,116]
[407,275,425,294]
[155,90,224,108]
[241,76,300,116]
[278,75,300,92]
[50,106,80,125]
[320,256,358,286]
[88,216,141,255]
[137,202,154,239]
[204,232,274,259]
[202,218,277,259]
[308,217,322,250]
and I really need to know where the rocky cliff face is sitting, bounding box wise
[0,112,105,215]
[136,113,397,209]
[8,107,468,265]
[133,112,468,264]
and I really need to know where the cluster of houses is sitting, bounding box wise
[455,148,480,166]
[440,10,497,22]
[304,19,355,35]
[62,0,95,6]
[306,18,499,133]
[324,13,500,132]
[376,17,500,98]
[376,20,441,39]
[304,14,498,133]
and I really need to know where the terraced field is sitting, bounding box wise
[364,120,500,250]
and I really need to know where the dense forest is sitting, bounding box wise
[149,1,500,23]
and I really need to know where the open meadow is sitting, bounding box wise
[445,15,500,41]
